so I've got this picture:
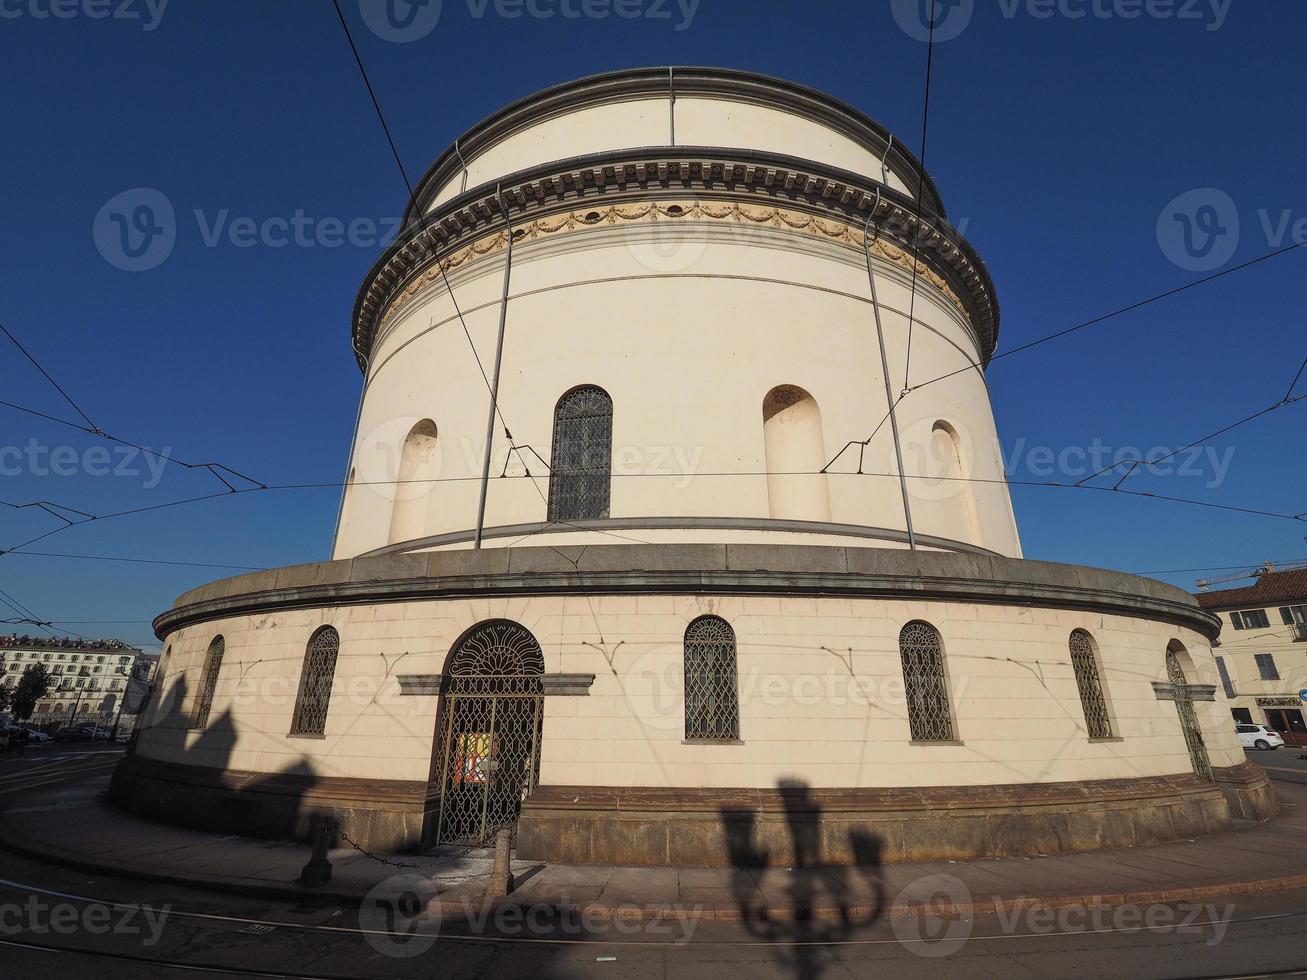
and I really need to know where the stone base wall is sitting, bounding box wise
[517,768,1276,867]
[109,754,430,852]
[1213,761,1279,822]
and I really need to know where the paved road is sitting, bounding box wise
[1248,746,1307,785]
[2,748,1306,978]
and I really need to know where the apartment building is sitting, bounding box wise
[1196,567,1307,745]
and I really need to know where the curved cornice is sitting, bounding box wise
[351,147,998,372]
[354,517,1006,559]
[402,67,946,227]
[155,545,1220,642]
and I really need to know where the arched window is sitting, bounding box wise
[1167,641,1213,781]
[1069,629,1113,738]
[191,636,224,730]
[930,420,982,546]
[762,385,830,522]
[289,626,340,737]
[388,420,439,544]
[899,621,953,742]
[684,616,739,741]
[547,386,612,522]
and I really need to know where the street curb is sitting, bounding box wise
[5,806,1307,921]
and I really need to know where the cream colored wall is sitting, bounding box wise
[1210,605,1307,722]
[136,595,1240,789]
[335,220,1018,559]
[427,96,912,210]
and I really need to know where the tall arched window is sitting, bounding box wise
[388,420,439,544]
[1069,629,1113,738]
[684,616,739,741]
[548,386,613,522]
[191,636,224,730]
[289,626,340,737]
[762,385,831,522]
[930,420,983,547]
[1167,642,1213,781]
[899,621,954,742]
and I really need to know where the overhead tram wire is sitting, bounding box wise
[327,0,541,492]
[908,238,1307,396]
[1072,367,1307,489]
[327,1,653,564]
[3,451,1302,567]
[0,330,265,494]
[0,320,97,431]
[901,0,940,394]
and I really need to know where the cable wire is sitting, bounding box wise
[901,0,939,393]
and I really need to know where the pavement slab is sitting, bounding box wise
[3,766,1307,921]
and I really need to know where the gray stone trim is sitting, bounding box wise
[1153,682,1217,702]
[396,674,441,696]
[540,674,596,696]
[155,544,1221,642]
[395,673,595,696]
[357,518,1005,560]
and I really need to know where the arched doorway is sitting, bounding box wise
[433,620,545,846]
[1166,643,1213,782]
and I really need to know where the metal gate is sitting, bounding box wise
[1166,649,1213,782]
[434,622,544,847]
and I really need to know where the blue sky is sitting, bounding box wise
[1,0,1304,652]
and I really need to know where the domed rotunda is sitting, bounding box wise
[113,68,1274,864]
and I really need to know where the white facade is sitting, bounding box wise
[118,69,1268,858]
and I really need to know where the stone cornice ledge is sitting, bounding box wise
[155,545,1220,641]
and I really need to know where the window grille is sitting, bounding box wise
[899,621,954,742]
[191,636,224,729]
[684,616,739,741]
[1069,629,1113,738]
[290,626,340,737]
[547,386,613,522]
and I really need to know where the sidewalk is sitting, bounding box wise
[3,764,1306,921]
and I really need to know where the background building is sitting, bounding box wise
[0,634,158,731]
[115,68,1273,863]
[1197,564,1307,745]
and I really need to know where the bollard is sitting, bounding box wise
[486,827,514,897]
[298,814,334,886]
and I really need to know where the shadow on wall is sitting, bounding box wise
[110,674,323,844]
[721,778,886,980]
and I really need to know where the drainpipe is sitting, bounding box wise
[474,186,514,550]
[862,190,916,551]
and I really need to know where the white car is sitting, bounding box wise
[1236,724,1284,750]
